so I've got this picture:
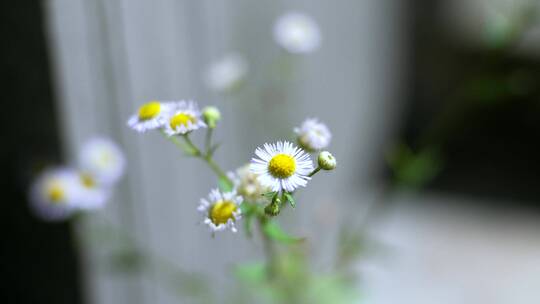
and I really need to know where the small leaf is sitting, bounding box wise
[263,220,304,244]
[262,192,277,199]
[284,193,296,208]
[218,176,233,192]
[208,143,221,157]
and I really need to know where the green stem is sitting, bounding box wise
[204,128,213,156]
[257,215,277,279]
[308,166,321,177]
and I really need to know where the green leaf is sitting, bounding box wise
[234,262,267,284]
[218,176,233,192]
[262,192,277,199]
[284,193,296,208]
[263,220,304,244]
[208,143,221,157]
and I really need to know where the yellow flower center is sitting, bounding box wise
[138,101,161,120]
[268,154,296,179]
[169,113,196,129]
[46,182,65,204]
[209,200,237,225]
[80,173,96,188]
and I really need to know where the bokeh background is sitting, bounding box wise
[3,0,540,303]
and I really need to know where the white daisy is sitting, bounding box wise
[198,189,243,233]
[205,53,248,93]
[250,141,314,193]
[29,167,81,221]
[294,118,332,151]
[273,12,321,54]
[163,100,207,136]
[79,137,126,185]
[74,171,111,210]
[127,100,174,132]
[228,164,271,203]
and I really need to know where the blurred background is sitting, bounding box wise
[2,0,540,303]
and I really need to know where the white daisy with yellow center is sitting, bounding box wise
[163,100,206,136]
[198,189,243,233]
[127,100,173,132]
[250,141,314,193]
[75,171,111,210]
[273,12,321,54]
[228,164,271,203]
[30,167,81,221]
[294,118,332,151]
[79,137,126,185]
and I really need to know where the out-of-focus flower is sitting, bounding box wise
[79,137,126,185]
[163,100,206,136]
[251,141,313,193]
[202,106,221,129]
[127,100,173,133]
[74,171,111,210]
[273,12,321,54]
[294,118,332,151]
[198,188,243,233]
[29,167,81,221]
[205,54,248,93]
[229,164,271,203]
[318,151,337,170]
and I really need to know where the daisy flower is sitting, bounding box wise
[74,171,111,210]
[79,137,126,185]
[250,141,314,193]
[228,164,271,203]
[29,167,82,221]
[273,12,321,54]
[198,189,243,233]
[127,100,173,132]
[163,100,206,136]
[205,53,248,93]
[294,118,332,151]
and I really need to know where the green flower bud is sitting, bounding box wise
[264,199,281,217]
[318,151,337,170]
[202,106,221,128]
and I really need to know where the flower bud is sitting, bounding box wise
[202,106,221,128]
[264,199,281,217]
[318,151,337,170]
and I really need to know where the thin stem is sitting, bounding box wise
[204,128,213,156]
[182,134,202,156]
[308,166,321,177]
[257,216,277,279]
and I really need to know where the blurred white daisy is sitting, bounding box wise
[250,141,314,193]
[228,164,271,203]
[273,12,321,54]
[294,118,332,151]
[74,171,111,210]
[163,100,206,136]
[198,188,243,233]
[79,137,126,185]
[127,100,173,132]
[205,53,248,93]
[29,167,81,221]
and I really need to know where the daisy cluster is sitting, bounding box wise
[29,137,126,221]
[128,98,336,235]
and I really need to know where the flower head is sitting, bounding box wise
[294,118,332,151]
[202,106,221,129]
[273,12,321,54]
[163,100,206,136]
[74,171,111,210]
[198,189,243,233]
[78,137,126,185]
[318,151,337,170]
[29,167,81,221]
[228,164,271,203]
[127,100,174,132]
[205,53,248,92]
[250,141,314,192]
